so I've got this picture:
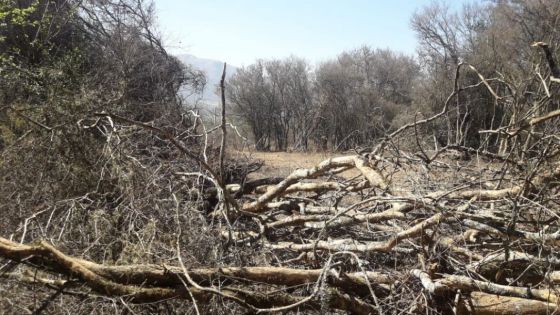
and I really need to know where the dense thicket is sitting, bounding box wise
[228,0,560,152]
[0,1,219,313]
[0,0,210,230]
[412,0,560,152]
[313,48,419,150]
[227,49,419,151]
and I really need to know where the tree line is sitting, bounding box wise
[227,0,560,153]
[226,49,418,151]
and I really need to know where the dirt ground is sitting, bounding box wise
[231,150,361,179]
[230,149,496,200]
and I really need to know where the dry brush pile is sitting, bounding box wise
[1,62,560,314]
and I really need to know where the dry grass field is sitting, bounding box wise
[232,150,364,179]
[232,149,494,191]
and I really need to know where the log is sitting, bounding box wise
[462,292,559,315]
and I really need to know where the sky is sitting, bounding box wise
[155,0,451,67]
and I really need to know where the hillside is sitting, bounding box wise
[177,54,238,106]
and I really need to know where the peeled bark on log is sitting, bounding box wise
[270,212,445,253]
[298,209,406,229]
[0,237,392,305]
[461,292,559,315]
[462,218,560,242]
[255,180,370,195]
[413,270,560,304]
[243,156,391,213]
[242,156,357,212]
[445,186,523,200]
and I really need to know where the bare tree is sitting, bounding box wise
[314,47,419,150]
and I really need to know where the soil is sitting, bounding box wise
[231,150,362,179]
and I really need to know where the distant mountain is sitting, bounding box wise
[177,54,238,106]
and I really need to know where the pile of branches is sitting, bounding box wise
[1,59,560,314]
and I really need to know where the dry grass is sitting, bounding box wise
[232,149,493,185]
[232,150,362,179]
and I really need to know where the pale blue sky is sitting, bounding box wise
[155,0,458,66]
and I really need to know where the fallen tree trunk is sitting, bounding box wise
[0,237,388,311]
[461,292,559,315]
